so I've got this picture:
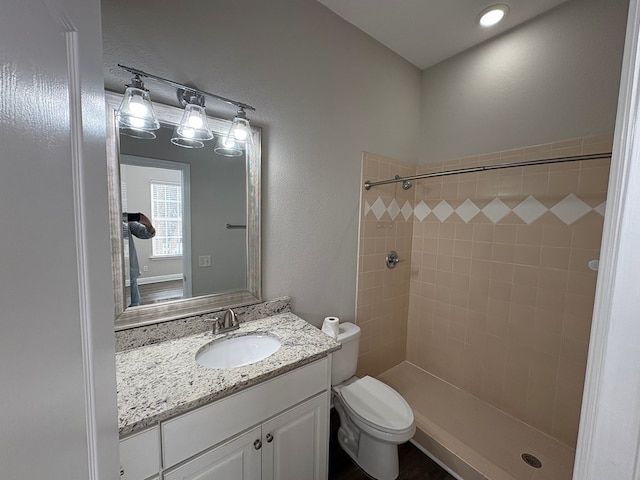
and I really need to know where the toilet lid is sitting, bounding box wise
[339,376,414,432]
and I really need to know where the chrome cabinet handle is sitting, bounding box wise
[266,433,274,443]
[254,439,262,450]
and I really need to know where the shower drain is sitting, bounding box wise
[521,453,543,469]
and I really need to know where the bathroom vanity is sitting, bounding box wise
[107,85,341,479]
[116,313,340,480]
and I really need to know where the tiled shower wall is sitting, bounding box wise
[356,134,612,448]
[356,153,415,377]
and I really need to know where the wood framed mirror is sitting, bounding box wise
[105,92,261,330]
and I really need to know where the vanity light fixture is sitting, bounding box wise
[116,75,160,139]
[214,136,244,157]
[215,106,253,155]
[230,107,251,142]
[171,91,213,149]
[116,64,256,155]
[478,4,509,27]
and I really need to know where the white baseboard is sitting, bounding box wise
[125,274,183,287]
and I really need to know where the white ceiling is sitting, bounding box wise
[317,0,571,69]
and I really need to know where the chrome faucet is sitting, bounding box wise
[207,309,240,335]
[222,308,239,331]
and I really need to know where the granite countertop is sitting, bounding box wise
[116,312,341,436]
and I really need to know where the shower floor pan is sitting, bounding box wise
[379,362,575,480]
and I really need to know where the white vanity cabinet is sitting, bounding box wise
[119,357,331,480]
[163,426,262,480]
[261,392,328,480]
[164,392,328,480]
[119,426,160,480]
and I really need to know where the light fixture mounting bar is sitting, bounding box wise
[118,64,256,112]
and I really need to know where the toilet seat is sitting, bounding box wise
[337,376,414,435]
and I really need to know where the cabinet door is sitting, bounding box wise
[262,392,329,480]
[119,426,160,480]
[163,427,261,480]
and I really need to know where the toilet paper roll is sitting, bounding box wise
[322,316,340,339]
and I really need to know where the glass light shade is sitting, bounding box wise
[214,135,243,157]
[170,129,205,149]
[119,127,157,140]
[116,86,160,132]
[230,116,250,142]
[176,104,213,142]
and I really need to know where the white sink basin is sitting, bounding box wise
[196,334,281,368]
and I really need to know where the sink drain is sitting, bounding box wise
[521,453,542,469]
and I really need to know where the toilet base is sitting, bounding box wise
[333,394,401,480]
[337,426,400,480]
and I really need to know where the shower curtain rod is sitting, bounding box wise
[363,152,612,191]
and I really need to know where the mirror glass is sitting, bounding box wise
[106,92,261,330]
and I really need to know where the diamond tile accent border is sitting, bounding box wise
[432,200,455,222]
[594,201,607,216]
[513,196,547,224]
[388,199,401,220]
[482,198,510,224]
[414,201,431,222]
[456,199,481,223]
[401,201,413,221]
[370,198,387,220]
[550,194,592,224]
[364,195,605,225]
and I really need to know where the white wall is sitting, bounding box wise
[189,152,247,295]
[575,0,640,476]
[102,0,422,325]
[0,0,119,478]
[419,0,629,163]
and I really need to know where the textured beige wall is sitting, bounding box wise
[356,134,612,447]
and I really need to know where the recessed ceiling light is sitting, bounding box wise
[478,4,509,27]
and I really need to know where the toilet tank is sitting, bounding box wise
[331,322,361,386]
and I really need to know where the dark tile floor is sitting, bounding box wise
[328,410,456,480]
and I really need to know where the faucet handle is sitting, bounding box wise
[205,316,222,334]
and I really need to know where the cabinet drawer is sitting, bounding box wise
[162,357,329,468]
[119,426,160,480]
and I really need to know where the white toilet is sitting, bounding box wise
[331,322,415,480]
